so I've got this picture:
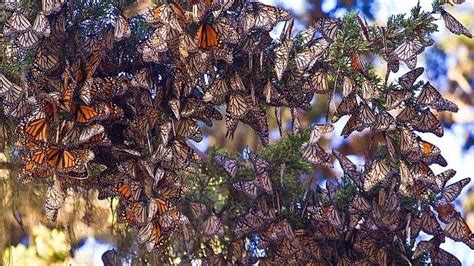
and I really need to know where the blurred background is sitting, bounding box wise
[1,0,473,265]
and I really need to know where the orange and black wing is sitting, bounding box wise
[73,104,99,124]
[195,23,218,49]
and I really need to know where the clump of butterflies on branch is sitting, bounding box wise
[0,0,473,264]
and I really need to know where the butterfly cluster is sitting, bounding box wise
[0,0,473,261]
[180,122,472,264]
[165,1,472,264]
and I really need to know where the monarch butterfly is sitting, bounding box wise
[333,151,361,185]
[147,26,175,53]
[4,94,35,118]
[247,151,268,176]
[4,0,20,11]
[46,144,90,171]
[61,124,109,147]
[148,2,186,26]
[300,141,333,168]
[294,38,329,71]
[213,16,238,45]
[350,194,371,213]
[15,31,40,50]
[137,221,164,251]
[440,9,472,38]
[274,40,293,81]
[176,119,203,142]
[161,141,193,170]
[114,15,131,41]
[45,181,64,210]
[356,103,375,125]
[19,115,49,142]
[315,17,342,42]
[444,216,472,242]
[410,161,433,180]
[398,67,424,90]
[240,103,269,146]
[384,89,413,110]
[32,12,51,37]
[226,93,251,119]
[441,177,470,202]
[84,51,102,79]
[308,71,329,94]
[157,183,187,202]
[417,82,458,112]
[412,239,435,260]
[341,76,355,97]
[139,41,164,63]
[44,182,63,222]
[308,124,334,144]
[81,36,104,53]
[399,160,414,193]
[241,2,291,33]
[295,24,317,47]
[42,0,63,15]
[44,205,59,222]
[72,104,100,124]
[204,78,229,103]
[413,108,443,137]
[4,12,31,36]
[431,169,456,193]
[436,202,457,224]
[353,238,377,256]
[0,73,20,98]
[203,214,224,236]
[351,50,367,75]
[229,73,246,92]
[361,80,380,100]
[235,208,276,237]
[394,40,423,61]
[364,159,391,191]
[255,172,272,194]
[421,209,441,235]
[233,180,258,198]
[372,111,395,132]
[20,149,51,182]
[160,210,188,232]
[122,201,147,225]
[418,140,447,166]
[260,220,294,247]
[396,106,418,123]
[131,69,152,89]
[111,179,142,202]
[212,46,233,64]
[321,206,343,228]
[147,197,171,219]
[431,247,462,266]
[385,52,400,73]
[195,23,219,49]
[178,98,201,119]
[332,93,357,123]
[403,56,417,70]
[190,202,208,219]
[214,154,238,177]
[342,103,376,138]
[167,98,180,120]
[340,114,358,138]
[178,34,198,59]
